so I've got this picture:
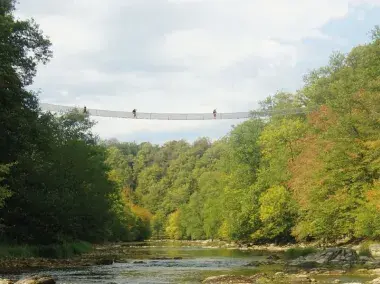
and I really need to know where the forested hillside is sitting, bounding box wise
[0,0,149,245]
[105,28,380,243]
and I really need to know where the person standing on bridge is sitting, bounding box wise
[213,109,217,119]
[132,109,137,118]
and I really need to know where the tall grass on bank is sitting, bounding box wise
[284,247,317,260]
[0,241,92,259]
[358,241,373,257]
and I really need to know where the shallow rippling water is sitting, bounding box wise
[0,242,376,283]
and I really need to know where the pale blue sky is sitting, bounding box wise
[17,0,380,144]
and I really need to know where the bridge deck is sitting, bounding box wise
[40,103,311,120]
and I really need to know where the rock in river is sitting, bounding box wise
[202,274,254,283]
[202,273,278,283]
[95,258,114,265]
[370,244,380,258]
[371,277,380,284]
[15,275,55,284]
[290,248,359,268]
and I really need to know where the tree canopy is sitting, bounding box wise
[0,0,148,244]
[104,27,379,243]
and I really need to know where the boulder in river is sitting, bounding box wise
[371,277,380,284]
[244,259,280,266]
[290,274,316,283]
[202,274,254,283]
[95,258,114,265]
[267,254,280,260]
[203,273,279,283]
[149,256,182,260]
[15,275,55,284]
[370,268,380,275]
[370,244,380,258]
[289,248,359,268]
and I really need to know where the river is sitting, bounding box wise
[0,241,376,283]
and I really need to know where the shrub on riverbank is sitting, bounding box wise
[358,242,373,257]
[284,247,317,260]
[0,241,92,259]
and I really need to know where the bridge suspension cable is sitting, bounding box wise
[40,103,315,121]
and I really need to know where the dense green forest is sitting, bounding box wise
[0,0,149,246]
[1,0,379,249]
[104,29,380,243]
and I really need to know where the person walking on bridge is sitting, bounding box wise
[213,109,217,119]
[132,109,137,118]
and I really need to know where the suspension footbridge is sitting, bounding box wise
[40,103,313,121]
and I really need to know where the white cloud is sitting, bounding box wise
[16,0,380,142]
[36,16,106,55]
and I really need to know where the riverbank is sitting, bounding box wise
[202,269,380,284]
[148,239,380,255]
[0,242,92,260]
[150,240,380,283]
[1,240,379,273]
[1,241,380,283]
[200,245,380,283]
[0,243,113,274]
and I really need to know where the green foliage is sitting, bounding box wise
[252,186,298,242]
[180,192,205,240]
[370,25,380,41]
[355,207,380,239]
[0,163,13,207]
[354,182,380,239]
[151,210,166,239]
[358,241,373,257]
[106,147,134,190]
[0,110,147,244]
[0,1,148,246]
[0,241,91,259]
[165,210,184,240]
[284,247,317,260]
[117,27,380,244]
[0,0,50,165]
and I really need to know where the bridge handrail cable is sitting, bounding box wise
[39,103,315,120]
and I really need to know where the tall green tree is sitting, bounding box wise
[0,0,51,164]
